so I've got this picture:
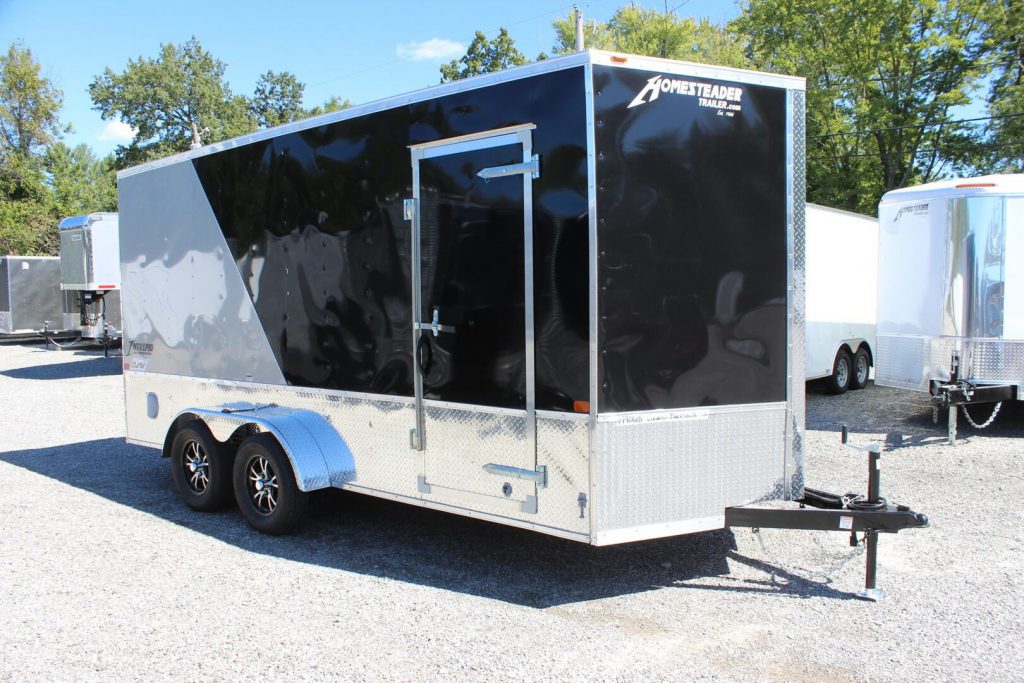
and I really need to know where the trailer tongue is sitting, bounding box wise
[727,426,929,601]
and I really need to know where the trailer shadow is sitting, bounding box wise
[0,356,122,380]
[0,438,861,607]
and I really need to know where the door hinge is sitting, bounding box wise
[476,155,541,181]
[403,198,416,220]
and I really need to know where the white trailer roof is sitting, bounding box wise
[880,173,1024,205]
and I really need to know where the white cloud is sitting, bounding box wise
[97,120,136,143]
[396,38,465,62]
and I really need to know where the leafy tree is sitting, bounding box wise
[0,197,53,254]
[440,29,527,82]
[736,0,990,213]
[45,142,117,218]
[306,95,352,118]
[89,37,255,166]
[251,70,306,128]
[0,41,65,157]
[984,0,1024,170]
[552,7,750,68]
[0,41,66,201]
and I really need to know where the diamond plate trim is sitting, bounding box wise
[786,88,807,500]
[125,372,591,535]
[876,334,1024,390]
[594,403,787,539]
[422,406,531,503]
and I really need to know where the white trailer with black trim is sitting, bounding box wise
[805,204,877,394]
[118,51,924,594]
[875,174,1024,440]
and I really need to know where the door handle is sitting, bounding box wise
[416,333,433,376]
[414,306,455,337]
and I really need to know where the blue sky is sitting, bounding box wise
[0,0,741,157]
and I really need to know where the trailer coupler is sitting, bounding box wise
[725,425,928,601]
[928,351,1016,443]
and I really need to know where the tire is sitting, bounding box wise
[170,420,233,511]
[826,349,853,395]
[233,433,307,535]
[850,347,871,390]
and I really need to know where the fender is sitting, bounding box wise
[169,402,355,492]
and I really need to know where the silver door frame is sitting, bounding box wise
[408,124,538,461]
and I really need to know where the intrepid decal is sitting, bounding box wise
[627,75,744,115]
[127,340,154,355]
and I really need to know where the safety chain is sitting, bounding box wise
[961,401,1002,429]
[42,335,85,350]
[751,528,866,584]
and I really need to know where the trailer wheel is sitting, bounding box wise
[827,349,853,394]
[851,347,871,390]
[233,433,307,535]
[170,420,233,511]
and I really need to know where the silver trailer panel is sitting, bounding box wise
[0,256,64,334]
[58,213,121,290]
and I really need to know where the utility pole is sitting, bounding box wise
[574,5,584,52]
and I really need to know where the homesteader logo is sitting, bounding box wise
[628,75,744,114]
[894,203,929,221]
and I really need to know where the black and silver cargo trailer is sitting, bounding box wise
[120,50,840,544]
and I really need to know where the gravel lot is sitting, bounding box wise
[1,342,1021,681]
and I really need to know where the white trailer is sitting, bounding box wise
[875,174,1024,439]
[58,213,122,341]
[805,204,878,393]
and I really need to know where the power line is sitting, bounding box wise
[808,140,1024,163]
[809,112,1024,141]
[309,2,591,89]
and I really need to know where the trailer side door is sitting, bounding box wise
[408,125,544,514]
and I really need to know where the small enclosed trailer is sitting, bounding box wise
[805,204,877,393]
[875,175,1024,439]
[0,256,65,336]
[58,213,122,341]
[119,51,924,582]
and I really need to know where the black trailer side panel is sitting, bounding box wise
[593,65,788,412]
[193,68,590,411]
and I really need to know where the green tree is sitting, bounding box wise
[0,41,66,201]
[306,95,352,118]
[251,70,306,128]
[552,7,750,68]
[89,37,255,166]
[0,198,53,255]
[440,29,527,82]
[45,142,117,218]
[736,0,989,213]
[984,0,1024,170]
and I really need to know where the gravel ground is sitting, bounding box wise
[0,342,1022,682]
